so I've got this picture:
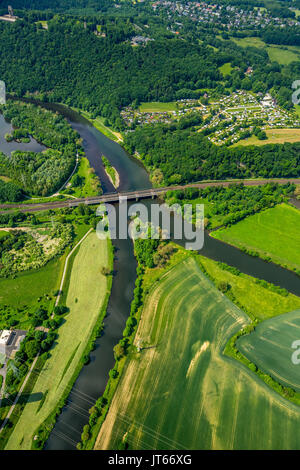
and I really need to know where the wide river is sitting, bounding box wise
[3,102,298,449]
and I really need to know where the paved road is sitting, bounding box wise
[1,178,300,214]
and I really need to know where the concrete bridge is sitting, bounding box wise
[1,178,300,214]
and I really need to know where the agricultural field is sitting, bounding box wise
[4,231,111,450]
[237,309,300,392]
[139,102,177,113]
[212,203,300,272]
[95,257,300,450]
[233,128,300,146]
[198,256,300,321]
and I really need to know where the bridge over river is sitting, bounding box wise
[0,177,300,214]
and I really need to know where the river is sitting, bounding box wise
[3,101,298,449]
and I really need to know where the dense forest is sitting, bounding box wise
[0,18,224,129]
[164,182,295,228]
[124,123,300,184]
[0,101,79,196]
[0,11,297,128]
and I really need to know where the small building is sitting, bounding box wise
[261,93,273,107]
[0,330,12,355]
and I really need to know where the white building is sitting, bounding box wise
[0,330,12,355]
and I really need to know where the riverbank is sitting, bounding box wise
[4,231,113,450]
[72,108,123,143]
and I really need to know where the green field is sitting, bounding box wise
[231,36,266,48]
[95,257,300,450]
[233,128,300,146]
[198,256,300,321]
[212,203,300,271]
[0,257,63,308]
[266,46,299,64]
[139,102,177,113]
[231,37,299,64]
[67,157,102,198]
[237,309,300,392]
[5,231,111,450]
[219,62,234,76]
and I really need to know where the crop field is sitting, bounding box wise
[212,203,300,271]
[4,232,111,450]
[198,256,300,321]
[237,309,300,392]
[95,257,300,450]
[235,128,300,146]
[139,102,177,113]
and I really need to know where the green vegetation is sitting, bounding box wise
[237,310,300,393]
[139,102,177,113]
[101,156,119,188]
[266,46,299,64]
[63,157,102,198]
[164,182,295,229]
[0,101,79,197]
[198,256,300,321]
[233,128,300,146]
[77,110,122,143]
[212,203,300,272]
[94,257,300,450]
[231,36,266,48]
[4,231,112,450]
[124,122,300,185]
[0,224,73,277]
[0,179,23,203]
[219,62,234,77]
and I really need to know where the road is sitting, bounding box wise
[1,178,300,214]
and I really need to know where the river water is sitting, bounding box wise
[0,114,46,155]
[3,101,298,449]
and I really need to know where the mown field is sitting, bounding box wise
[234,128,300,146]
[237,309,300,392]
[211,203,300,272]
[4,231,111,450]
[198,256,300,321]
[231,37,300,64]
[0,257,63,308]
[139,102,177,113]
[95,257,300,450]
[266,46,299,65]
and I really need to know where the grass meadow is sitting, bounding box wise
[211,203,300,271]
[5,231,111,450]
[139,102,177,113]
[198,256,300,321]
[233,128,300,146]
[95,257,300,450]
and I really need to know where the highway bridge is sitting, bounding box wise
[1,178,300,214]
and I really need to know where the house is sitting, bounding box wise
[0,330,12,356]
